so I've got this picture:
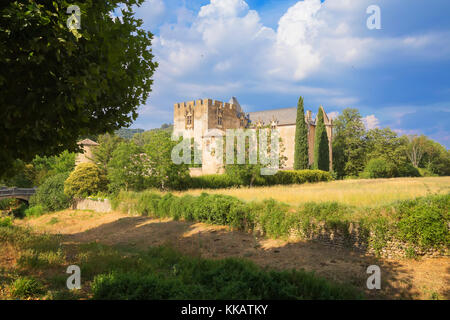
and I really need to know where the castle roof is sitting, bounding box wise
[248,107,297,126]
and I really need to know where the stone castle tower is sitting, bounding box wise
[173,97,333,175]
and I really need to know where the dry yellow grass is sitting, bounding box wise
[174,177,450,207]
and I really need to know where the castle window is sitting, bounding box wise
[218,115,223,126]
[185,110,194,129]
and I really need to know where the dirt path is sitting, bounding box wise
[18,210,450,300]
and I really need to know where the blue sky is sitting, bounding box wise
[126,0,450,147]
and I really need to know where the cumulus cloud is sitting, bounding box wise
[362,114,380,129]
[130,0,450,147]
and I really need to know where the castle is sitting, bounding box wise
[173,97,333,175]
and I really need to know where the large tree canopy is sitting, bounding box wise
[0,0,157,175]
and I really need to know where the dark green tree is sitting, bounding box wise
[313,107,330,171]
[293,97,309,170]
[0,1,157,176]
[143,130,190,190]
[107,142,149,193]
[332,108,366,178]
[92,133,124,172]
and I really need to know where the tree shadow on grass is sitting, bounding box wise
[61,215,447,300]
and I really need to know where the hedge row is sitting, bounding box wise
[187,169,333,189]
[112,191,450,254]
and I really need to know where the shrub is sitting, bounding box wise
[418,168,437,177]
[0,216,12,227]
[92,272,187,300]
[396,162,420,177]
[29,173,71,211]
[188,174,240,189]
[250,199,292,238]
[64,163,108,199]
[363,158,392,178]
[395,195,449,248]
[10,276,45,298]
[187,170,332,189]
[24,205,46,218]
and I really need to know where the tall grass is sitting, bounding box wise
[174,177,450,207]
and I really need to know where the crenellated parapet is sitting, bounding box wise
[174,98,239,110]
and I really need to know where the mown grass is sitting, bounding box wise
[174,177,450,207]
[0,224,363,300]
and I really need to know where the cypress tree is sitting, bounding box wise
[293,96,309,169]
[314,107,330,171]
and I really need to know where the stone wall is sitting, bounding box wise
[72,198,112,213]
[285,222,448,259]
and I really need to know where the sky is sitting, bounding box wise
[123,0,450,148]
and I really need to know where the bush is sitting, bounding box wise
[24,205,46,218]
[188,174,241,189]
[395,195,449,248]
[187,170,332,189]
[363,158,392,178]
[29,173,71,212]
[396,162,420,177]
[418,168,438,177]
[10,276,45,298]
[64,163,108,199]
[0,216,12,227]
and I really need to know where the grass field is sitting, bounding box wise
[174,177,450,207]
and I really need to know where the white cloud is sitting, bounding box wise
[133,0,450,129]
[327,111,339,120]
[362,114,380,129]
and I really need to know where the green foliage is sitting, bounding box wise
[293,96,309,170]
[332,109,367,178]
[187,170,332,189]
[91,247,361,300]
[313,108,330,171]
[113,190,450,255]
[107,142,148,193]
[64,163,108,199]
[10,277,45,299]
[188,174,241,189]
[363,158,392,178]
[267,170,333,185]
[92,134,124,172]
[143,130,190,190]
[0,216,12,227]
[0,198,16,210]
[395,195,449,248]
[29,173,71,212]
[225,127,287,187]
[115,128,145,140]
[0,0,157,176]
[24,205,46,218]
[419,137,450,176]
